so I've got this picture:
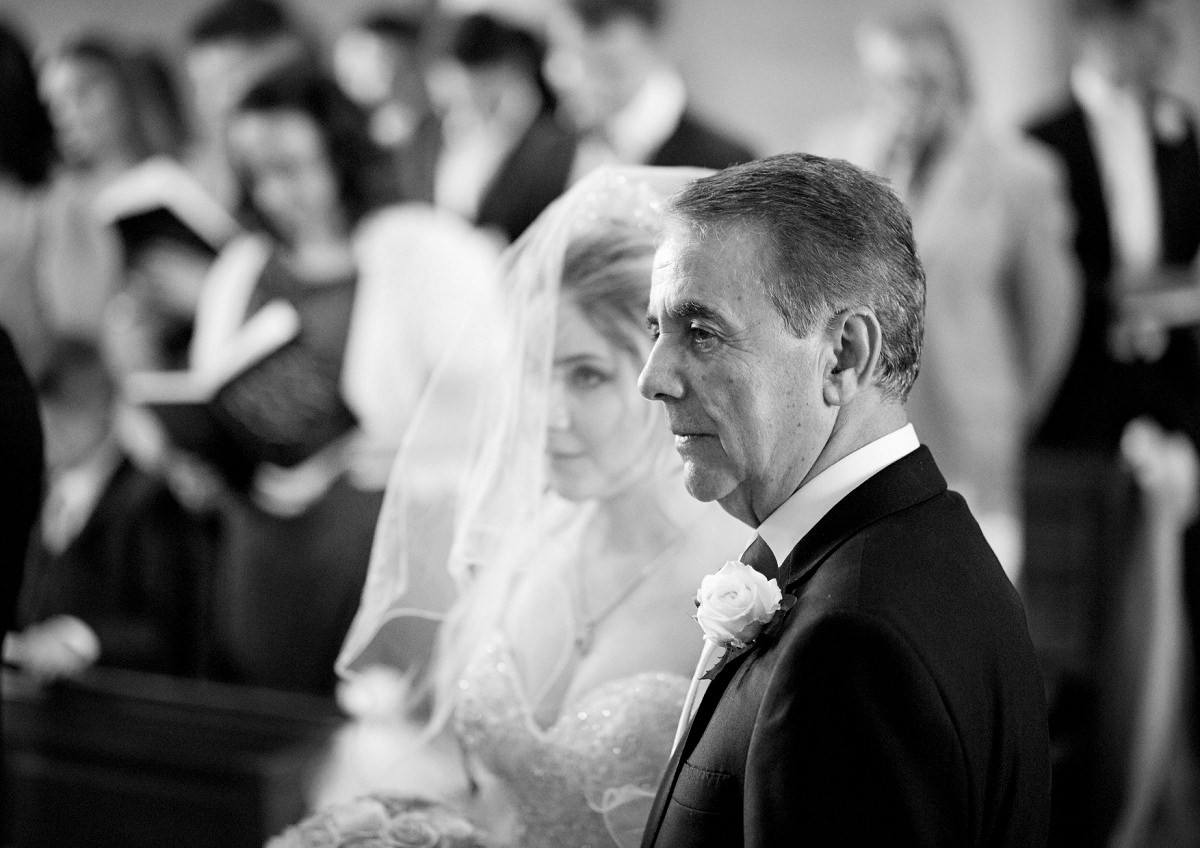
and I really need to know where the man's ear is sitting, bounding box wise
[823,308,883,407]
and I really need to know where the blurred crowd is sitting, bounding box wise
[0,0,1197,845]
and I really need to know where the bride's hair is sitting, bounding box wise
[560,225,656,360]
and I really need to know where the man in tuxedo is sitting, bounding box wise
[434,12,576,244]
[545,0,754,182]
[1028,0,1200,454]
[333,10,442,207]
[1025,0,1200,818]
[638,153,1051,847]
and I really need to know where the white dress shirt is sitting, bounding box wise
[753,424,921,566]
[569,66,687,183]
[1072,64,1162,280]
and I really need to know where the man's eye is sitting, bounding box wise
[646,322,661,341]
[689,325,718,349]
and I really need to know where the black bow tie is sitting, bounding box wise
[741,534,778,580]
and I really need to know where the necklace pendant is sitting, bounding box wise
[575,625,594,656]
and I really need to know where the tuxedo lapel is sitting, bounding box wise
[644,447,947,846]
[1153,103,1200,266]
[643,644,756,848]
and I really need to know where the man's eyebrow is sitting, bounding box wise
[646,301,726,331]
[666,301,724,325]
[646,301,724,329]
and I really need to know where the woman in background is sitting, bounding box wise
[184,66,500,695]
[311,165,745,847]
[38,34,190,341]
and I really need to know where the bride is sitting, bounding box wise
[309,165,747,848]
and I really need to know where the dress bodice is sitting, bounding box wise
[453,631,687,848]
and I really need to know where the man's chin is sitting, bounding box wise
[681,462,737,505]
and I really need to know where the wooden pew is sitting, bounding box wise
[3,667,342,847]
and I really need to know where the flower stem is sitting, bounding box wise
[672,637,720,753]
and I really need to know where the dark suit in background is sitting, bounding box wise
[648,111,756,171]
[16,458,214,677]
[1027,92,1200,834]
[475,111,577,244]
[1028,97,1200,451]
[643,447,1050,847]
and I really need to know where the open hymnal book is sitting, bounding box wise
[124,300,358,489]
[94,155,241,264]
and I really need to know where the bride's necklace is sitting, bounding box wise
[570,534,680,657]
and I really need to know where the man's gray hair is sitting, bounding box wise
[663,152,926,402]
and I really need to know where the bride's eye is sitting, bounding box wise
[570,365,611,390]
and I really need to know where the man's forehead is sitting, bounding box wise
[651,228,758,291]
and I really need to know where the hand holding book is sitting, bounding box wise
[124,300,358,490]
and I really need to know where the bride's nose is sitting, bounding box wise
[546,379,571,430]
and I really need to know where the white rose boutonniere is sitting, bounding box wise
[671,560,796,750]
[695,560,783,648]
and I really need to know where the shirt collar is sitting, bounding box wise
[754,424,920,565]
[604,66,687,165]
[1071,63,1145,120]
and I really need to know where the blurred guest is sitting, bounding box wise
[430,11,575,242]
[5,337,210,680]
[0,17,57,379]
[184,0,320,209]
[333,8,442,205]
[430,12,574,244]
[544,0,754,182]
[811,11,1081,583]
[96,154,242,378]
[184,68,500,695]
[1029,0,1200,454]
[1103,418,1200,848]
[38,35,189,343]
[1026,0,1200,816]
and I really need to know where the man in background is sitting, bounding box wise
[545,0,755,182]
[333,8,442,205]
[184,0,319,208]
[1027,0,1200,841]
[811,10,1080,585]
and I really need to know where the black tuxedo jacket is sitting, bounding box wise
[648,111,756,171]
[642,447,1051,848]
[19,459,213,676]
[1028,97,1200,450]
[475,110,577,244]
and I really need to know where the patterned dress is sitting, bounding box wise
[454,631,687,848]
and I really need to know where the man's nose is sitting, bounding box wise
[638,338,683,401]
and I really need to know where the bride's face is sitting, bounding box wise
[546,300,655,501]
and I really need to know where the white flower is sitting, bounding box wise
[672,559,785,752]
[694,560,783,648]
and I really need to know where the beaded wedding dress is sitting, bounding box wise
[319,166,743,848]
[453,632,687,848]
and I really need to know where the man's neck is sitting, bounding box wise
[801,403,909,493]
